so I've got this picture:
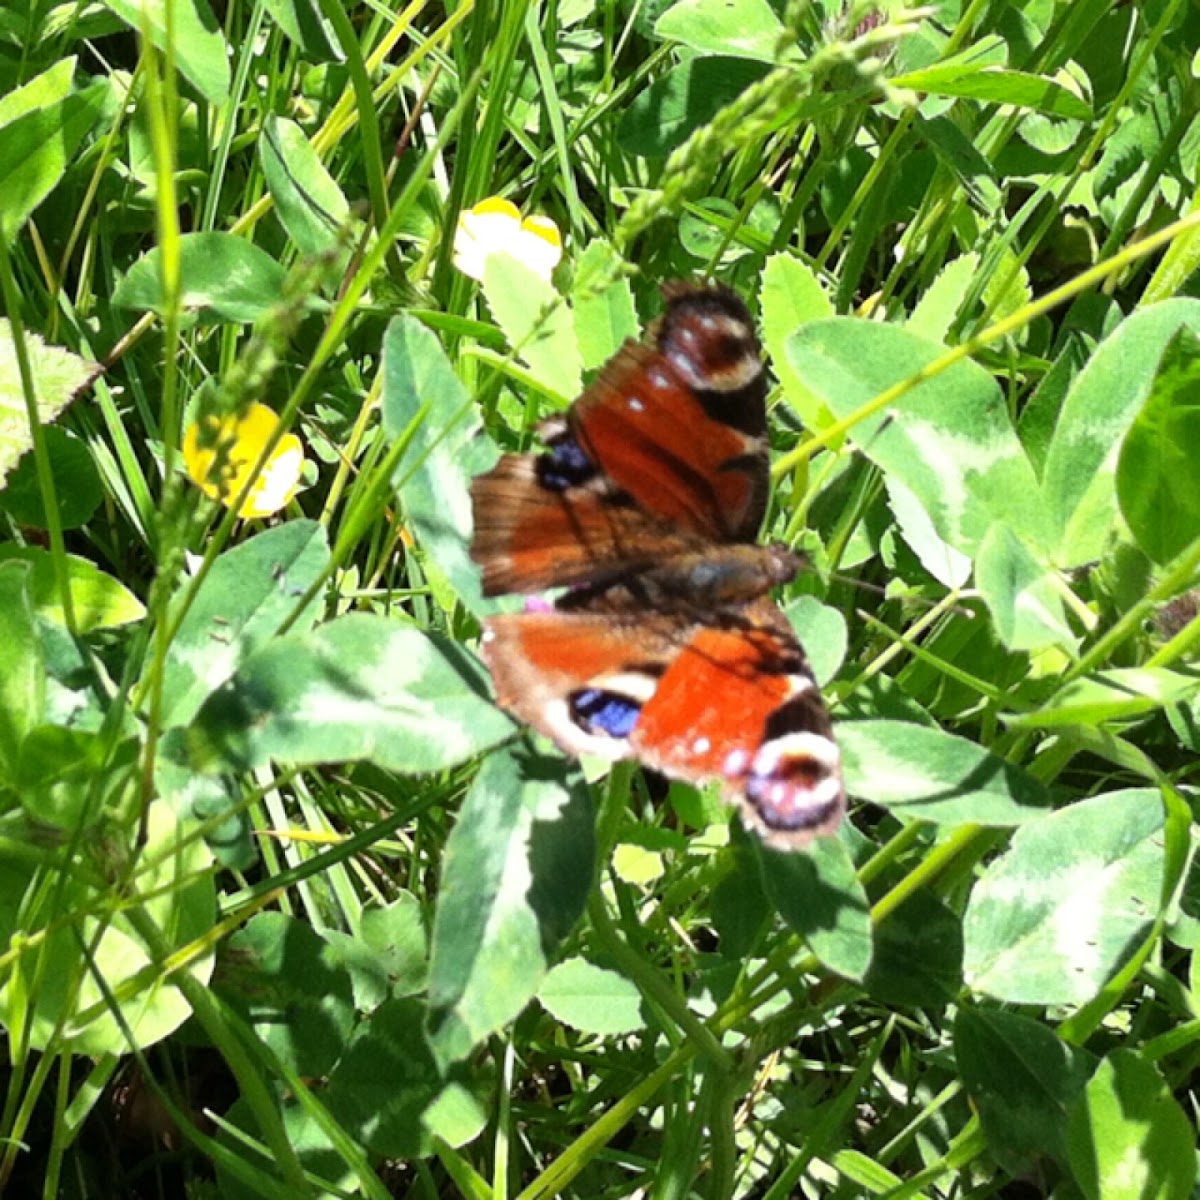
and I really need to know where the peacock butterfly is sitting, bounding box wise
[469,281,844,849]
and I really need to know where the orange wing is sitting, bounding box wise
[480,596,843,849]
[470,283,770,595]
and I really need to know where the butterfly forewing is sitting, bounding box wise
[470,282,769,595]
[630,603,843,848]
[570,338,769,541]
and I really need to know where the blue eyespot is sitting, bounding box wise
[538,436,594,491]
[571,688,640,738]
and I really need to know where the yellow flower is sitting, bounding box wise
[182,402,305,518]
[452,197,563,282]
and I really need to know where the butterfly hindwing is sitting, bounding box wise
[469,428,703,597]
[481,596,843,848]
[480,604,688,760]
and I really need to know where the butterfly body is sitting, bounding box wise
[470,282,844,849]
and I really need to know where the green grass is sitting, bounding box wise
[1,0,1200,1196]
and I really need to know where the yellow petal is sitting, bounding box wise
[472,196,521,220]
[182,402,305,518]
[512,222,563,280]
[521,213,562,248]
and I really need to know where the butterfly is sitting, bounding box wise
[469,280,844,850]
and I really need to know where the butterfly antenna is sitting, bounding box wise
[821,569,976,619]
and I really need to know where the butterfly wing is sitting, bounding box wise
[470,283,769,596]
[571,284,769,542]
[469,438,703,596]
[630,599,844,848]
[480,596,843,848]
[480,604,687,758]
[471,280,844,848]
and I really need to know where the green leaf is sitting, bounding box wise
[380,313,492,609]
[323,997,458,1158]
[0,544,145,631]
[186,614,515,773]
[1145,203,1200,308]
[1056,725,1162,787]
[422,1080,489,1152]
[760,253,834,429]
[1016,106,1085,158]
[1041,300,1200,568]
[0,426,103,529]
[359,894,429,999]
[892,64,1092,121]
[160,520,330,727]
[101,0,231,104]
[0,561,43,782]
[324,894,428,1010]
[1018,298,1121,475]
[538,958,645,1034]
[906,252,980,343]
[0,57,74,123]
[678,196,739,261]
[897,32,1007,78]
[786,319,1051,556]
[218,912,356,1078]
[153,751,253,870]
[839,720,1052,826]
[214,1096,348,1200]
[654,0,783,62]
[572,244,638,370]
[975,522,1075,652]
[426,745,594,1066]
[980,243,1033,324]
[1116,326,1200,564]
[783,595,846,686]
[1067,1050,1196,1200]
[260,0,341,61]
[1092,83,1178,228]
[887,476,971,589]
[1007,668,1200,730]
[963,789,1166,1004]
[112,232,289,323]
[16,727,137,830]
[864,891,962,1006]
[0,69,115,243]
[955,1007,1096,1168]
[914,118,1001,215]
[259,115,353,257]
[617,56,768,157]
[0,321,100,489]
[760,835,872,981]
[0,804,215,1055]
[482,254,582,399]
[710,846,770,956]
